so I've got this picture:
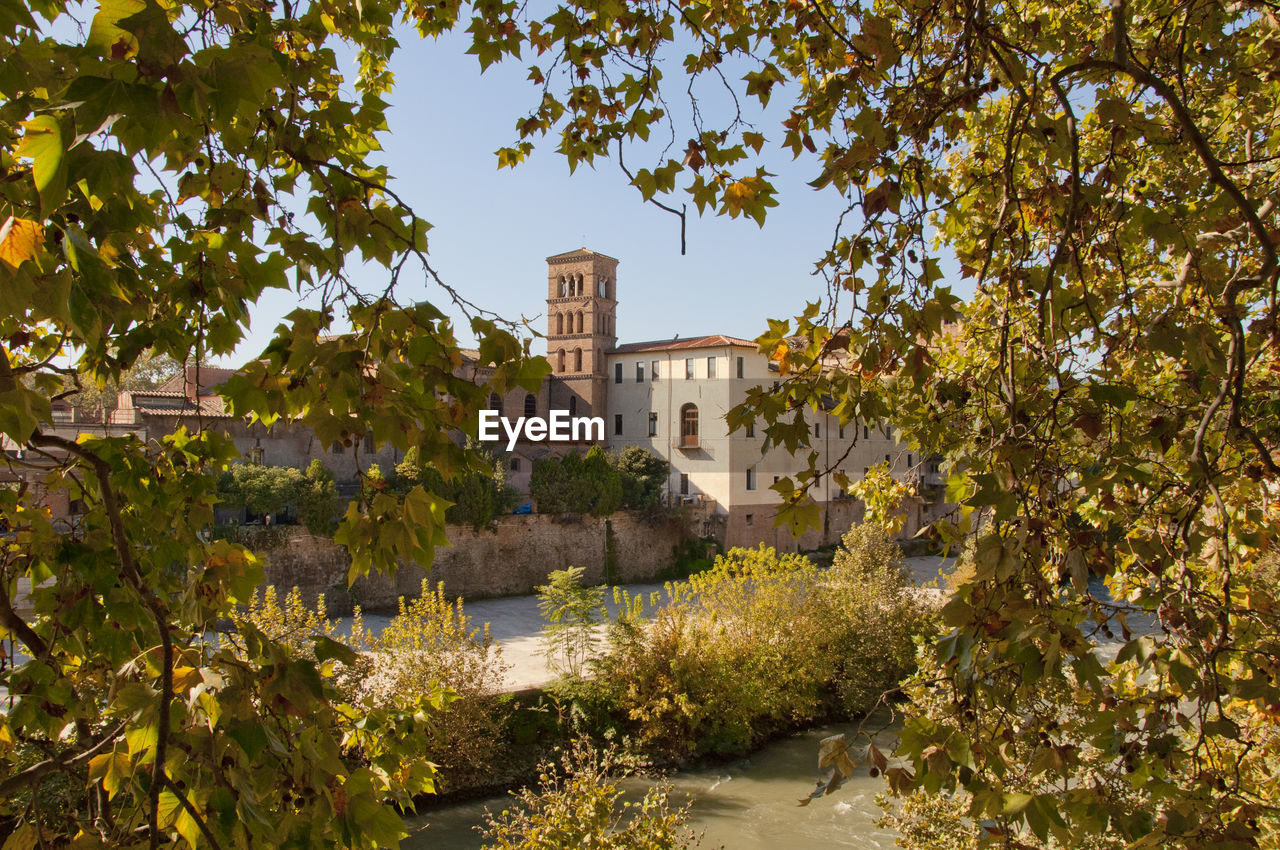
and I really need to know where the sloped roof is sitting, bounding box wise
[609,334,757,354]
[546,247,620,263]
[155,365,238,397]
[133,396,230,418]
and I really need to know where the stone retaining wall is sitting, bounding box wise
[254,510,691,613]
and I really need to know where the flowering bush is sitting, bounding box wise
[479,740,695,850]
[587,530,937,761]
[818,522,938,717]
[591,545,831,759]
[239,581,509,792]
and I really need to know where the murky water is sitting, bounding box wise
[402,720,902,849]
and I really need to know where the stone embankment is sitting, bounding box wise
[252,510,691,614]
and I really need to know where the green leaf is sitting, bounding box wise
[16,116,65,213]
[87,0,145,56]
[313,634,358,666]
[228,722,269,761]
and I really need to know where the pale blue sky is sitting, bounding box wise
[231,26,921,364]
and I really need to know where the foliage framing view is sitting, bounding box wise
[2,0,1280,849]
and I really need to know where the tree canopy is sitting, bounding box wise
[0,0,545,845]
[2,0,1279,846]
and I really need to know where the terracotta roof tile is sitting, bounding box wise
[609,334,757,354]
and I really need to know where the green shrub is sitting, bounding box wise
[237,582,510,793]
[297,458,340,534]
[537,566,607,681]
[610,446,669,509]
[587,529,939,762]
[530,446,624,515]
[817,522,937,716]
[217,460,341,532]
[238,585,346,655]
[347,582,511,791]
[582,446,623,516]
[529,454,571,513]
[217,462,305,518]
[366,446,516,530]
[479,740,695,850]
[593,545,835,760]
[659,535,716,580]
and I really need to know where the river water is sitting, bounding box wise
[403,719,903,849]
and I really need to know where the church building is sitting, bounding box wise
[496,247,949,550]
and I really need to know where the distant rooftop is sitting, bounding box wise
[155,365,238,398]
[610,334,757,355]
[546,247,620,263]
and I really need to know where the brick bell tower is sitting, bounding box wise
[545,248,618,425]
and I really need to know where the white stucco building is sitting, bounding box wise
[527,247,949,550]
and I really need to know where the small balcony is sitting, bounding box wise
[679,434,699,450]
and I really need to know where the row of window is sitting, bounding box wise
[557,274,610,299]
[551,311,613,336]
[812,423,893,440]
[487,392,540,419]
[604,407,895,445]
[555,348,599,373]
[613,356,748,383]
[676,457,915,497]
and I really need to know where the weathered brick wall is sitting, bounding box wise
[256,510,691,613]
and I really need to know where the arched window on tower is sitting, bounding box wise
[555,313,564,335]
[488,392,502,417]
[601,278,609,299]
[524,393,537,418]
[577,273,584,295]
[559,276,567,297]
[574,348,583,372]
[576,311,584,333]
[680,403,699,448]
[557,349,566,373]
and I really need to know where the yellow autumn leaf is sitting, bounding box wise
[0,216,42,270]
[172,666,204,691]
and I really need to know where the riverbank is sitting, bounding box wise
[404,718,906,849]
